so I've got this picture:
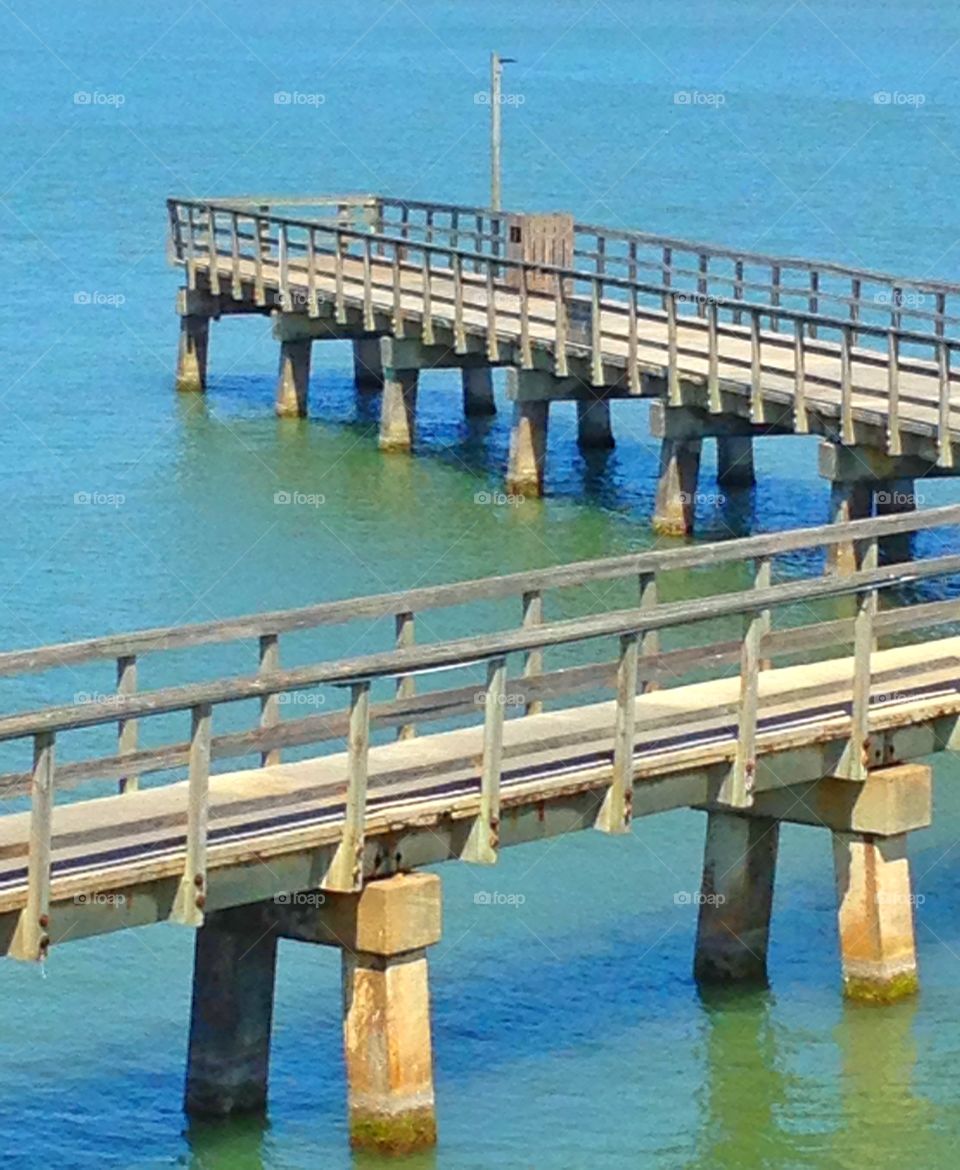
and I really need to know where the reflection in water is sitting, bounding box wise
[185,1114,270,1170]
[351,1146,438,1170]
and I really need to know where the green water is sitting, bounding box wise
[3,1,960,1167]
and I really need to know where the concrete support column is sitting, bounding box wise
[694,811,779,986]
[176,315,210,393]
[379,369,419,452]
[653,436,702,536]
[353,337,384,392]
[341,873,441,1153]
[874,478,917,564]
[184,909,279,1116]
[275,337,312,418]
[462,367,496,417]
[716,435,756,488]
[827,480,872,575]
[577,396,615,449]
[506,399,549,496]
[832,830,919,1002]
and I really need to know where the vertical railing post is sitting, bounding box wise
[596,632,640,833]
[117,654,139,793]
[334,229,346,323]
[520,265,533,368]
[278,220,290,310]
[453,251,466,352]
[172,703,212,926]
[253,215,266,307]
[307,226,319,317]
[840,323,855,444]
[395,612,416,741]
[522,591,543,715]
[362,234,375,332]
[697,253,708,318]
[770,263,781,330]
[555,274,569,378]
[392,240,405,338]
[667,292,681,405]
[937,340,953,469]
[794,325,809,432]
[750,308,764,422]
[324,680,371,891]
[485,264,499,362]
[259,634,281,767]
[422,247,435,345]
[707,298,720,413]
[887,330,902,456]
[726,583,765,808]
[808,270,819,338]
[843,538,878,781]
[850,277,861,345]
[590,276,603,385]
[638,572,659,693]
[12,732,56,962]
[185,204,198,291]
[230,210,242,299]
[464,656,507,864]
[733,258,744,325]
[627,281,639,393]
[206,206,221,296]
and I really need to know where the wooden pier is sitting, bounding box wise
[169,194,960,546]
[1,505,959,1150]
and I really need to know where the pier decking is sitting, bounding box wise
[168,195,960,542]
[1,504,959,1149]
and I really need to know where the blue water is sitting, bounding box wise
[2,2,960,1167]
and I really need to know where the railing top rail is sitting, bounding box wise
[2,551,959,745]
[4,505,960,682]
[168,195,960,300]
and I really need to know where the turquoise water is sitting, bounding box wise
[2,2,960,1167]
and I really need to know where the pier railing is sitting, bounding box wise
[3,506,960,950]
[168,196,960,461]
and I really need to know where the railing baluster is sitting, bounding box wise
[464,656,506,864]
[667,292,681,405]
[754,556,772,672]
[597,233,606,275]
[733,258,744,325]
[474,212,483,271]
[486,264,499,362]
[843,537,878,781]
[697,253,708,318]
[172,703,211,926]
[707,298,720,413]
[590,276,602,385]
[596,632,639,833]
[770,263,780,331]
[117,654,138,793]
[12,731,55,961]
[324,681,370,891]
[887,331,902,455]
[206,206,221,296]
[422,248,435,345]
[259,634,281,767]
[230,210,241,299]
[395,612,416,740]
[555,274,569,378]
[726,595,762,809]
[307,227,318,317]
[808,270,819,338]
[522,591,543,715]
[362,235,375,331]
[627,282,639,393]
[638,572,658,694]
[937,340,953,468]
[794,327,808,433]
[185,205,197,291]
[850,276,861,344]
[453,251,466,353]
[750,308,764,422]
[278,220,289,310]
[840,323,855,444]
[253,215,265,306]
[520,265,533,368]
[661,246,672,310]
[334,230,346,323]
[936,291,946,338]
[392,241,405,338]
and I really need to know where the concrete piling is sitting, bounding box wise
[176,315,210,393]
[184,910,279,1116]
[653,436,702,536]
[506,399,549,496]
[275,338,312,418]
[827,480,872,574]
[379,369,419,452]
[694,811,779,986]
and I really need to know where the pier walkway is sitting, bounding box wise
[169,195,960,543]
[1,504,959,1149]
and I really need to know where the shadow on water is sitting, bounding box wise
[184,1114,271,1170]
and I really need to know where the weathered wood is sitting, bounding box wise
[259,635,281,767]
[171,704,211,927]
[463,656,506,863]
[9,733,55,961]
[395,612,416,740]
[117,654,139,793]
[595,633,639,833]
[323,681,370,892]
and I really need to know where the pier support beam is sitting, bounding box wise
[653,436,702,536]
[874,478,917,564]
[353,337,384,392]
[507,399,550,496]
[577,396,615,449]
[832,830,919,1003]
[341,874,441,1154]
[275,338,312,418]
[176,315,209,394]
[462,367,496,417]
[184,909,279,1117]
[694,811,779,986]
[716,435,756,488]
